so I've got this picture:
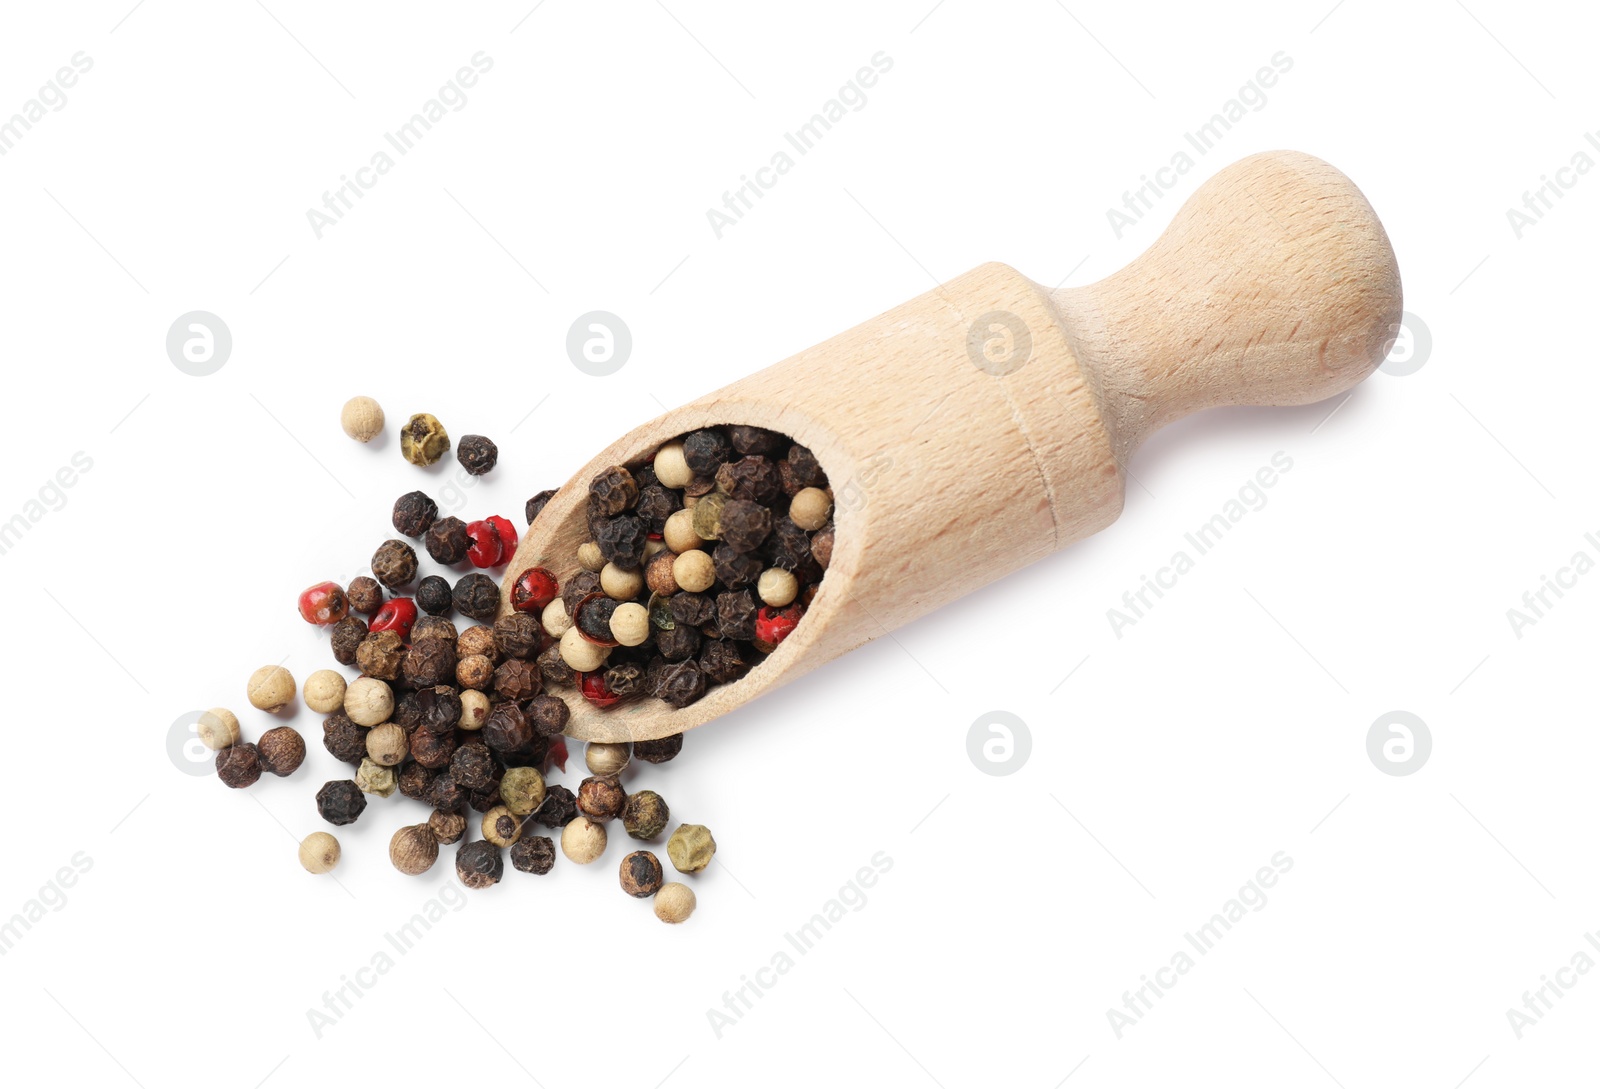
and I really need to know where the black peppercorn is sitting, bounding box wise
[216,743,262,788]
[390,690,423,730]
[561,570,601,615]
[392,491,439,538]
[656,623,701,663]
[763,516,814,571]
[429,808,467,844]
[595,514,648,570]
[482,702,534,755]
[620,850,665,897]
[371,539,419,589]
[430,772,467,813]
[456,434,498,476]
[347,576,383,614]
[780,444,825,494]
[530,784,578,828]
[728,424,787,457]
[493,659,541,703]
[604,661,649,699]
[411,615,459,645]
[455,840,504,889]
[670,592,716,629]
[537,643,576,689]
[416,575,452,616]
[409,726,457,770]
[719,498,772,553]
[716,456,782,504]
[634,733,684,764]
[414,685,462,735]
[492,613,541,660]
[576,595,618,644]
[634,483,682,534]
[588,465,639,517]
[316,780,367,826]
[510,835,556,874]
[526,694,570,735]
[453,574,501,622]
[716,589,758,641]
[403,638,457,688]
[525,488,557,526]
[577,775,626,822]
[682,428,733,475]
[468,782,503,813]
[656,661,705,708]
[450,741,497,791]
[811,523,834,569]
[322,713,367,766]
[699,639,749,684]
[713,542,763,589]
[398,762,439,801]
[330,616,368,666]
[425,516,471,565]
[356,630,406,681]
[257,726,306,776]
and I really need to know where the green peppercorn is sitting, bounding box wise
[401,412,450,466]
[667,823,716,873]
[622,790,670,841]
[500,767,547,816]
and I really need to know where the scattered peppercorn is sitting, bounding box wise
[247,665,296,713]
[622,790,670,840]
[357,758,398,797]
[425,516,471,565]
[369,597,418,641]
[392,491,439,538]
[321,713,366,766]
[430,772,467,814]
[428,808,467,844]
[450,741,497,792]
[216,743,262,789]
[499,766,547,816]
[453,573,500,622]
[356,629,405,680]
[415,575,452,616]
[454,840,503,889]
[577,775,626,822]
[197,708,241,751]
[654,882,697,924]
[317,780,368,826]
[561,815,608,864]
[620,850,665,897]
[298,581,350,625]
[390,824,441,877]
[347,576,384,614]
[493,613,541,660]
[510,835,556,874]
[634,734,684,764]
[409,726,457,770]
[340,396,385,443]
[398,762,439,801]
[299,831,341,874]
[303,670,347,714]
[330,616,367,665]
[401,412,450,466]
[257,726,306,776]
[595,513,649,570]
[410,615,457,644]
[456,434,498,476]
[403,638,457,688]
[526,694,570,735]
[531,783,578,828]
[667,823,716,873]
[525,489,557,526]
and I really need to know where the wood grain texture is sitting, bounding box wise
[500,150,1402,742]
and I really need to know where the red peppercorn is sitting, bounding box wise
[755,603,804,648]
[297,581,349,625]
[370,597,418,640]
[488,515,518,558]
[511,567,560,612]
[465,519,504,568]
[580,670,623,709]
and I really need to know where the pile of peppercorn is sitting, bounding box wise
[517,424,834,712]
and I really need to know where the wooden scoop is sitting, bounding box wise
[500,150,1401,742]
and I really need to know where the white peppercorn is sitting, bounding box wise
[577,541,605,572]
[366,723,408,766]
[790,487,832,531]
[541,598,573,638]
[340,395,385,442]
[608,602,650,647]
[757,568,799,606]
[559,626,610,672]
[653,441,693,488]
[299,831,341,874]
[344,677,394,727]
[247,665,296,713]
[654,882,696,924]
[458,689,491,730]
[673,551,716,593]
[662,508,703,554]
[561,815,608,864]
[197,708,240,751]
[600,562,645,601]
[303,669,347,714]
[585,742,631,777]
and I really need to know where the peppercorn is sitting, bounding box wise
[580,670,623,709]
[247,665,296,713]
[489,660,537,704]
[604,602,649,648]
[344,677,394,727]
[478,805,521,848]
[710,543,761,590]
[257,726,306,776]
[425,516,470,565]
[216,743,262,788]
[197,708,240,751]
[526,694,569,736]
[340,395,385,443]
[392,491,439,538]
[465,519,504,568]
[389,824,440,876]
[562,570,601,614]
[589,465,639,516]
[667,823,715,872]
[298,581,350,625]
[407,577,447,619]
[317,780,367,826]
[634,733,684,764]
[499,766,547,816]
[482,702,533,754]
[319,713,364,766]
[459,689,491,730]
[811,523,834,569]
[654,882,697,924]
[401,412,450,466]
[682,428,733,475]
[757,567,799,607]
[536,602,570,643]
[789,486,832,532]
[452,574,500,622]
[430,772,467,813]
[574,595,619,645]
[684,474,717,498]
[492,613,541,660]
[346,576,383,614]
[456,654,494,690]
[537,643,576,688]
[510,835,556,874]
[371,539,418,590]
[576,542,605,573]
[653,440,693,488]
[763,516,813,571]
[409,726,457,770]
[656,623,701,663]
[456,434,498,476]
[597,564,642,604]
[525,488,557,526]
[619,850,665,898]
[403,638,457,688]
[780,444,824,494]
[634,483,682,535]
[666,592,712,629]
[450,741,496,791]
[604,661,649,699]
[356,630,405,681]
[408,618,455,648]
[645,550,680,596]
[622,790,669,840]
[595,514,648,570]
[559,626,610,673]
[717,498,771,553]
[691,491,726,541]
[716,456,782,504]
[577,775,626,822]
[561,815,608,864]
[585,742,631,777]
[398,762,439,801]
[755,602,804,650]
[358,761,398,793]
[360,723,403,767]
[428,808,467,844]
[728,424,785,456]
[299,831,341,874]
[302,670,346,715]
[699,639,749,684]
[716,590,758,641]
[469,783,503,813]
[454,840,503,889]
[330,616,367,665]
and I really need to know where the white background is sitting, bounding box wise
[0,1,1592,1086]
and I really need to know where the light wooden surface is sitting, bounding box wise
[500,150,1402,742]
